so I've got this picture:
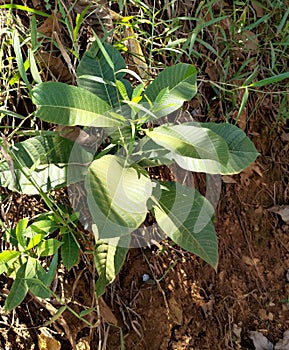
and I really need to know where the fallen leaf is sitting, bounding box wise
[200,298,214,318]
[232,106,247,131]
[252,1,264,17]
[275,330,289,350]
[238,30,259,53]
[38,16,58,38]
[38,331,61,350]
[55,125,97,146]
[249,331,274,350]
[169,296,183,325]
[222,175,237,184]
[242,255,260,266]
[99,297,118,325]
[205,62,219,81]
[281,131,289,143]
[36,51,71,82]
[267,205,289,223]
[76,337,90,350]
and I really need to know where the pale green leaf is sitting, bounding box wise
[26,233,45,250]
[186,122,259,174]
[0,133,93,194]
[130,136,173,167]
[94,236,129,297]
[0,250,21,264]
[152,182,218,269]
[26,219,60,236]
[26,257,51,298]
[146,124,230,174]
[249,72,289,87]
[85,155,153,239]
[12,30,30,91]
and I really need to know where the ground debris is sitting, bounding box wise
[250,330,289,350]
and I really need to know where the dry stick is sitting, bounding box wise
[237,213,267,293]
[53,30,76,78]
[30,293,77,350]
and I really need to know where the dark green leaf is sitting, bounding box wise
[61,232,79,270]
[77,41,131,107]
[32,82,125,127]
[152,182,218,269]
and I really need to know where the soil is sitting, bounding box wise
[1,1,289,350]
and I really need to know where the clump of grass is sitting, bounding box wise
[111,0,289,125]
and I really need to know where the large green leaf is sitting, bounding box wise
[77,42,132,107]
[142,64,197,119]
[0,133,93,194]
[152,182,218,269]
[32,82,126,127]
[186,122,259,174]
[146,124,230,174]
[94,236,129,297]
[85,155,153,239]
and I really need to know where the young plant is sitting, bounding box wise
[0,39,258,299]
[0,214,61,311]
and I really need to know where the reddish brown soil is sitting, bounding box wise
[1,113,289,350]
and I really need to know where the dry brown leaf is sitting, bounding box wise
[76,337,90,350]
[125,27,148,79]
[38,16,58,37]
[240,163,263,186]
[99,297,118,325]
[55,126,97,146]
[242,255,260,266]
[205,62,219,81]
[200,299,214,318]
[36,51,71,82]
[222,175,237,184]
[281,131,289,143]
[252,1,264,17]
[232,106,247,131]
[240,30,259,53]
[240,172,251,186]
[38,332,61,350]
[169,296,183,325]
